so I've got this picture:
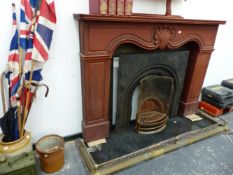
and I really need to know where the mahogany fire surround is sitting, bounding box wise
[74,14,225,143]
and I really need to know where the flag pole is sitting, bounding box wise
[16,84,24,137]
[19,0,41,137]
[20,16,37,137]
[0,72,7,114]
[18,46,23,136]
[19,48,23,78]
[15,1,23,137]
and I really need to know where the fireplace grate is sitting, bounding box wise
[136,75,174,134]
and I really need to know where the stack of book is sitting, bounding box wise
[89,0,133,15]
[199,83,233,117]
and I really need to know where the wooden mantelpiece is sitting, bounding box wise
[74,14,225,143]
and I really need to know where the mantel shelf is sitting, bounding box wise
[74,14,226,25]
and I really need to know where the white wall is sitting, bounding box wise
[0,0,233,142]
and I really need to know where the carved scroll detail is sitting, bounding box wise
[152,25,176,50]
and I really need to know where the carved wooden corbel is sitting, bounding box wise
[152,25,177,50]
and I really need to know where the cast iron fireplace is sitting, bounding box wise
[115,49,189,131]
[74,14,225,143]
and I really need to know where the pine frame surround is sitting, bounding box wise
[74,14,225,143]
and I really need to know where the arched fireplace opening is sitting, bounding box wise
[110,43,192,132]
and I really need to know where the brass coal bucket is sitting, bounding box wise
[0,131,32,158]
[35,135,64,173]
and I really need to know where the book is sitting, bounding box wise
[108,0,117,15]
[89,0,108,15]
[199,101,223,117]
[100,0,108,15]
[125,0,133,15]
[117,0,125,15]
[89,0,99,14]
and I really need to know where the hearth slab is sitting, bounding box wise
[76,113,228,175]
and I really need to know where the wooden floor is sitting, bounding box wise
[39,113,233,175]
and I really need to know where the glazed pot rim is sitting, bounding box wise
[0,131,29,145]
[35,134,64,155]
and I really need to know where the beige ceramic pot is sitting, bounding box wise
[0,131,32,158]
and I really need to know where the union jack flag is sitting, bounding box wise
[6,3,20,107]
[23,0,56,82]
[32,0,56,62]
[20,0,38,50]
[23,11,44,82]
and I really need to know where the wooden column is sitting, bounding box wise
[80,55,111,142]
[179,50,213,115]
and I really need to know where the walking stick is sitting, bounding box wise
[19,1,42,137]
[16,84,24,137]
[26,82,49,123]
[19,48,23,79]
[20,60,35,137]
[0,72,7,114]
[16,46,23,136]
[17,40,23,136]
[20,13,37,137]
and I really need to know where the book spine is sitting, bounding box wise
[117,0,125,15]
[199,101,223,117]
[100,0,108,15]
[89,0,100,14]
[125,0,133,15]
[108,0,117,15]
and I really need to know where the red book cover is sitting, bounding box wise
[89,0,108,15]
[108,0,117,15]
[199,101,224,117]
[125,0,133,15]
[117,0,125,15]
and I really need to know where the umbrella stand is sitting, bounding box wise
[0,72,7,114]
